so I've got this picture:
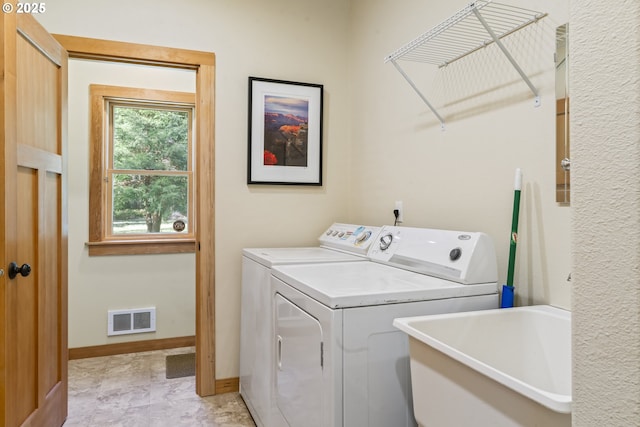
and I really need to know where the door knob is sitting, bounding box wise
[8,262,31,279]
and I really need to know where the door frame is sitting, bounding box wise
[53,35,217,396]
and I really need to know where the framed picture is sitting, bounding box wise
[248,77,323,185]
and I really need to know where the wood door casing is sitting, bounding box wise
[51,35,217,396]
[1,11,68,427]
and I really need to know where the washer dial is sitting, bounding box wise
[379,233,393,251]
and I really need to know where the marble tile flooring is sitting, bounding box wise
[64,347,256,427]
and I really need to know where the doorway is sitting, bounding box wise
[55,35,217,396]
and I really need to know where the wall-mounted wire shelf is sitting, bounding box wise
[385,1,547,129]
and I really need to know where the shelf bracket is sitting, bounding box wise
[472,7,540,107]
[391,60,446,130]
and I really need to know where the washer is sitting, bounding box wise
[240,223,381,427]
[270,225,500,427]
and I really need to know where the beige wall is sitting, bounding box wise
[40,0,572,380]
[348,0,571,308]
[37,1,640,422]
[64,60,196,348]
[37,0,352,378]
[571,0,640,424]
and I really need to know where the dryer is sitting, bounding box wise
[240,223,381,427]
[270,225,500,427]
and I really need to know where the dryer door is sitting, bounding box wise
[275,293,323,427]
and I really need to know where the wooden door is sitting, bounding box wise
[1,10,68,427]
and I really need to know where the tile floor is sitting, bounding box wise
[64,347,256,427]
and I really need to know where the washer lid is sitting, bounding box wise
[272,261,498,308]
[242,247,364,268]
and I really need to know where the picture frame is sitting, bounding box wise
[247,77,323,185]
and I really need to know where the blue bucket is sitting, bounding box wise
[500,285,514,308]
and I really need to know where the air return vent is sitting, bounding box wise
[107,307,156,336]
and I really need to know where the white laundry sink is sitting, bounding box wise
[393,305,571,427]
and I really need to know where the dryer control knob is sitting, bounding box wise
[449,248,462,261]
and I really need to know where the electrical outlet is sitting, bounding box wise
[394,201,403,223]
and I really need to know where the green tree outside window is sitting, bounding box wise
[111,106,191,234]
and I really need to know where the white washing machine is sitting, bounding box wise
[270,225,500,427]
[240,223,381,427]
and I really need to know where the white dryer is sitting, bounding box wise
[240,223,381,427]
[270,225,500,427]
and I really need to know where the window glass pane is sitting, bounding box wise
[112,106,189,171]
[111,174,189,235]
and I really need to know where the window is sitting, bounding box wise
[89,85,196,255]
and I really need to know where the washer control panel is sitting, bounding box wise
[368,225,498,285]
[318,223,381,255]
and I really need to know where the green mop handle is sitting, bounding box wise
[506,168,522,288]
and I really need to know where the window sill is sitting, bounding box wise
[86,239,196,256]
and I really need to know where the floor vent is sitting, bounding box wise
[107,307,156,336]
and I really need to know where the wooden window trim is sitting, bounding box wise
[88,84,196,255]
[86,240,196,256]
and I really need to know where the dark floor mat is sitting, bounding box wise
[166,353,196,379]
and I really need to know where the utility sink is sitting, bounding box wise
[393,305,571,427]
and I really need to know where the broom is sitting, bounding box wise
[501,168,521,308]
